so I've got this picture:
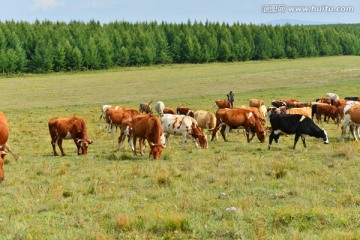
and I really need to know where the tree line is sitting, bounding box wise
[0,20,359,74]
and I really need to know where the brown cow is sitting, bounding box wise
[48,117,93,156]
[316,104,339,124]
[117,117,134,151]
[176,106,194,118]
[287,107,312,118]
[235,106,266,126]
[215,99,232,109]
[105,108,140,136]
[139,100,153,114]
[316,97,332,105]
[211,108,266,143]
[163,108,176,114]
[333,99,349,107]
[132,114,165,159]
[0,112,9,181]
[271,100,286,108]
[267,106,287,116]
[249,98,264,108]
[280,99,299,108]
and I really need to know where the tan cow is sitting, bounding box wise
[215,99,232,109]
[132,114,165,159]
[287,107,312,118]
[48,117,93,156]
[235,106,266,126]
[249,98,264,108]
[194,110,217,137]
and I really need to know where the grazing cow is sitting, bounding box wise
[315,104,339,124]
[271,100,286,108]
[215,99,232,109]
[340,105,360,141]
[268,114,329,150]
[0,112,17,181]
[249,99,264,108]
[211,108,266,143]
[139,100,153,114]
[194,110,217,137]
[163,107,176,114]
[48,117,93,156]
[287,107,312,118]
[161,114,208,148]
[235,106,266,126]
[105,108,140,136]
[267,106,287,116]
[132,114,165,159]
[345,97,360,101]
[155,101,165,116]
[176,106,195,118]
[326,92,339,100]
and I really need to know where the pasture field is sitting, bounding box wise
[1,56,360,239]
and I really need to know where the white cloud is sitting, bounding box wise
[32,0,64,11]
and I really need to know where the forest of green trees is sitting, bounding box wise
[0,20,359,74]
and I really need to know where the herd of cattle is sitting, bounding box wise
[0,92,359,182]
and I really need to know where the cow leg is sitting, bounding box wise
[164,133,170,147]
[141,139,146,154]
[268,132,274,150]
[128,135,134,151]
[133,136,137,156]
[51,137,58,156]
[220,124,228,141]
[350,125,359,141]
[57,139,66,156]
[182,132,188,146]
[139,139,144,156]
[211,124,220,141]
[293,133,301,150]
[301,135,307,148]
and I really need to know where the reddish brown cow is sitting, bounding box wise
[316,104,339,124]
[176,106,194,118]
[132,114,165,159]
[0,112,9,181]
[333,99,349,107]
[211,108,266,143]
[316,97,332,105]
[271,100,286,108]
[48,117,93,156]
[163,108,176,114]
[215,99,232,108]
[249,99,264,108]
[117,117,134,151]
[280,99,299,108]
[235,106,266,126]
[293,102,310,108]
[105,108,140,136]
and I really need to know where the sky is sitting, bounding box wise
[0,0,359,25]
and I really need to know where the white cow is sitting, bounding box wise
[161,114,208,148]
[155,101,165,116]
[326,92,339,100]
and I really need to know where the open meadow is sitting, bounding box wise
[1,56,360,239]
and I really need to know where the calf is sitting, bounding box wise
[48,117,93,156]
[316,104,338,124]
[268,114,329,150]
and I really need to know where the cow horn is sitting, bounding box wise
[0,151,7,157]
[77,139,83,144]
[162,144,166,148]
[87,139,93,144]
[149,142,155,146]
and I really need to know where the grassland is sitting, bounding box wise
[0,56,360,239]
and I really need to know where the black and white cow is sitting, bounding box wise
[268,114,329,150]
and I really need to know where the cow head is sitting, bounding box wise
[322,128,329,144]
[77,139,93,155]
[149,142,165,159]
[256,130,266,143]
[0,151,7,182]
[191,124,208,148]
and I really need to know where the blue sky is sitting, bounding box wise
[0,0,359,25]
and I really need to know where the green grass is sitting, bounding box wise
[1,56,360,239]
